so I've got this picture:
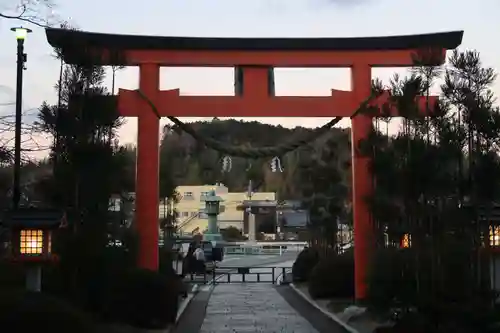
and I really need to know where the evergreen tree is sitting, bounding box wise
[36,45,137,307]
[296,135,349,250]
[365,50,500,331]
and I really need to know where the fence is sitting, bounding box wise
[184,266,293,285]
[223,242,306,256]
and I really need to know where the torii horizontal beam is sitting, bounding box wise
[118,88,437,118]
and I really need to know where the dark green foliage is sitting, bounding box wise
[158,248,178,277]
[375,305,500,333]
[160,120,351,197]
[292,247,320,282]
[366,50,500,330]
[41,234,139,318]
[294,135,350,248]
[29,43,146,327]
[0,289,96,333]
[368,246,499,330]
[308,250,354,299]
[367,248,419,312]
[221,226,247,241]
[159,129,178,199]
[102,269,180,329]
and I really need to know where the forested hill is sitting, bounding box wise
[159,118,352,199]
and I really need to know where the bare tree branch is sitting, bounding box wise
[0,98,51,164]
[0,0,67,28]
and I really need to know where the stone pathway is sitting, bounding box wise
[200,284,318,333]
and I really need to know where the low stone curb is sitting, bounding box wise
[290,283,360,333]
[167,284,199,332]
[176,285,198,322]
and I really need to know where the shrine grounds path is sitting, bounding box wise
[174,255,350,333]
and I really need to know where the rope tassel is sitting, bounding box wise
[221,155,232,172]
[270,156,284,172]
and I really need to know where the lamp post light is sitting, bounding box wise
[10,26,32,209]
[2,208,64,292]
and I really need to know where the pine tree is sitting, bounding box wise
[36,43,137,302]
[365,50,500,330]
[296,136,348,250]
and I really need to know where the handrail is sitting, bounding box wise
[274,267,293,285]
[226,241,308,246]
[177,212,199,230]
[224,243,305,255]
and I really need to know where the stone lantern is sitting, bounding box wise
[202,190,223,242]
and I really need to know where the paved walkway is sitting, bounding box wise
[174,255,349,333]
[200,284,318,333]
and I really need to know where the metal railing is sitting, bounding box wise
[184,266,292,285]
[177,213,199,230]
[224,243,305,256]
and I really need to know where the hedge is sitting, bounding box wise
[308,249,354,299]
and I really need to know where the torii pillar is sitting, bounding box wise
[351,65,373,299]
[135,63,161,270]
[44,27,463,300]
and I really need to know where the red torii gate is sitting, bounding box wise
[45,28,463,300]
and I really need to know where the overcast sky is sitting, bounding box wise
[0,0,499,158]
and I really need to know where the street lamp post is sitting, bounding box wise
[10,27,32,209]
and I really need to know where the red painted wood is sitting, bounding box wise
[117,49,446,67]
[135,63,160,271]
[117,46,442,301]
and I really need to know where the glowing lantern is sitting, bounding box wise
[490,226,500,247]
[401,234,411,248]
[2,208,65,262]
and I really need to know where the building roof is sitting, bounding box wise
[45,28,463,54]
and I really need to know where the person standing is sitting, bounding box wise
[183,244,195,275]
[193,245,206,274]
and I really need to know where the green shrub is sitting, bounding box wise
[103,268,180,329]
[366,248,415,312]
[159,249,178,277]
[367,246,500,331]
[0,289,95,333]
[367,244,486,312]
[292,247,320,282]
[308,250,354,299]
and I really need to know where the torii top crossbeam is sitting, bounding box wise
[46,28,463,67]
